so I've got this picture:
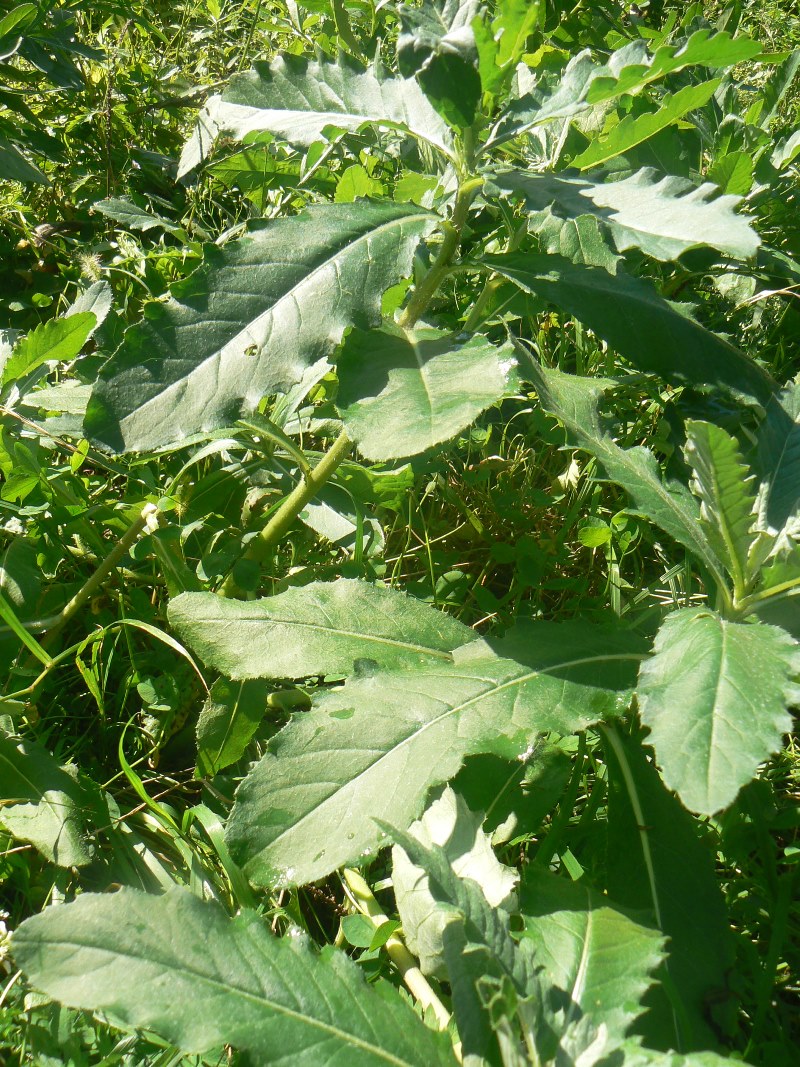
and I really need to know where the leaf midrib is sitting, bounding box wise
[18,933,427,1067]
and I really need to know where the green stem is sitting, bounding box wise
[738,576,800,616]
[397,177,483,329]
[221,428,353,596]
[342,868,454,1037]
[0,504,157,638]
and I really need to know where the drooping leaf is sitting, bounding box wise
[195,677,270,778]
[518,867,665,1041]
[396,0,480,77]
[12,887,458,1067]
[0,734,93,866]
[637,608,799,815]
[180,52,455,176]
[392,786,518,977]
[683,420,758,594]
[756,374,800,537]
[2,312,95,388]
[572,80,722,171]
[225,621,644,886]
[488,168,759,261]
[524,363,728,585]
[85,203,436,453]
[169,579,475,680]
[337,324,518,460]
[0,134,49,184]
[93,196,184,235]
[487,256,775,406]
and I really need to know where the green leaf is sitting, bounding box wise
[337,324,518,460]
[225,621,643,886]
[85,203,436,453]
[756,374,800,537]
[486,256,775,406]
[683,421,758,595]
[474,1,544,97]
[0,734,93,867]
[195,677,270,777]
[392,786,518,977]
[93,196,184,235]
[488,168,759,261]
[169,578,475,680]
[486,30,760,151]
[518,867,665,1041]
[180,52,455,176]
[638,608,799,815]
[0,135,48,184]
[12,886,459,1066]
[572,80,722,170]
[396,0,480,78]
[2,312,95,387]
[524,364,728,585]
[603,727,736,1051]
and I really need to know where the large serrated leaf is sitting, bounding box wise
[169,579,475,679]
[488,255,775,406]
[2,312,95,387]
[397,0,480,77]
[603,728,736,1052]
[337,324,518,460]
[572,80,722,170]
[519,867,665,1041]
[525,363,727,585]
[85,203,436,453]
[683,421,758,595]
[180,51,455,176]
[756,375,800,537]
[12,887,458,1067]
[225,621,644,886]
[638,608,799,815]
[488,168,759,261]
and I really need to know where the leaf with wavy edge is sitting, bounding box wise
[486,255,775,406]
[638,608,800,814]
[85,202,436,453]
[180,51,455,176]
[12,886,458,1067]
[684,420,758,595]
[337,324,518,460]
[573,79,721,170]
[169,578,475,680]
[225,620,644,886]
[488,168,759,262]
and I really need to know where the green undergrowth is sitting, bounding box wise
[0,2,799,1065]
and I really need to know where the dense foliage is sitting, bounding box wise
[1,1,799,1065]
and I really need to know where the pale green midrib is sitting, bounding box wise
[18,935,427,1067]
[256,652,644,855]
[189,614,459,662]
[117,209,434,434]
[565,908,593,1027]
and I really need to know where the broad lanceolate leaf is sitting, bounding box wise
[488,168,759,262]
[756,374,800,537]
[225,621,644,886]
[486,255,775,406]
[169,579,475,680]
[179,52,455,176]
[85,203,436,453]
[0,734,93,866]
[638,608,799,815]
[525,364,727,585]
[392,786,517,977]
[2,312,95,388]
[486,30,760,150]
[519,867,665,1041]
[195,677,270,777]
[12,887,458,1067]
[572,80,722,170]
[683,421,758,595]
[337,324,518,460]
[603,728,736,1051]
